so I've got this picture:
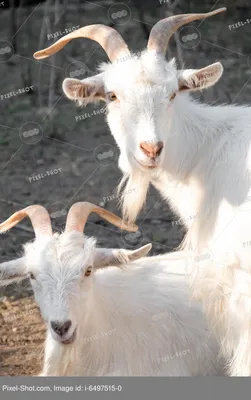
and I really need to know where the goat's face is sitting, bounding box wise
[63,52,222,176]
[24,233,96,345]
[103,54,179,172]
[63,53,179,171]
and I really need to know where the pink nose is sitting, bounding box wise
[140,141,164,160]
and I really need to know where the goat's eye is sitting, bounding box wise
[170,92,177,101]
[29,273,36,280]
[85,267,92,277]
[107,92,117,102]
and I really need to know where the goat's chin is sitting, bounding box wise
[117,169,150,223]
[61,330,77,345]
[51,328,77,346]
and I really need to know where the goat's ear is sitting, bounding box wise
[178,62,223,92]
[0,258,27,286]
[62,73,106,104]
[93,243,152,269]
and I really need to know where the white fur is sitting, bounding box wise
[62,50,251,375]
[0,234,225,376]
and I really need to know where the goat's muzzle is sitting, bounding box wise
[50,320,77,345]
[140,141,164,160]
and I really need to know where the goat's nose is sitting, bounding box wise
[140,141,164,159]
[51,320,72,337]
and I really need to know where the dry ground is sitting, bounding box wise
[0,295,44,376]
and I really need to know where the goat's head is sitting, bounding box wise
[0,203,151,345]
[34,9,225,169]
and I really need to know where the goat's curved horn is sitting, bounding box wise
[34,25,130,63]
[65,202,138,233]
[147,7,226,55]
[0,205,52,237]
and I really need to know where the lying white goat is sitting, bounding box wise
[0,203,225,376]
[33,7,251,375]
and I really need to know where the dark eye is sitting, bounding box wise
[170,92,177,100]
[29,272,36,280]
[107,92,117,102]
[85,267,92,277]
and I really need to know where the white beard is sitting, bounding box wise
[117,169,151,223]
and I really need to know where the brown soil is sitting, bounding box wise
[0,295,45,376]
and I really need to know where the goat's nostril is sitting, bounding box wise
[51,320,72,337]
[156,142,163,156]
[140,141,164,159]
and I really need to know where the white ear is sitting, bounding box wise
[178,62,223,92]
[62,73,106,104]
[0,258,27,286]
[93,243,152,269]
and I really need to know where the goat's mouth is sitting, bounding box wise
[60,328,77,345]
[133,157,160,170]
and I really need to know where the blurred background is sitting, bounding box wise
[0,0,251,375]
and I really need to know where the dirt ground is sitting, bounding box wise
[0,0,251,375]
[0,296,44,376]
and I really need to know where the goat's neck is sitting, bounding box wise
[153,95,240,245]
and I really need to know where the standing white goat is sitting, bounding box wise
[0,203,225,376]
[33,8,251,375]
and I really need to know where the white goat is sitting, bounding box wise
[33,7,251,375]
[0,203,225,376]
